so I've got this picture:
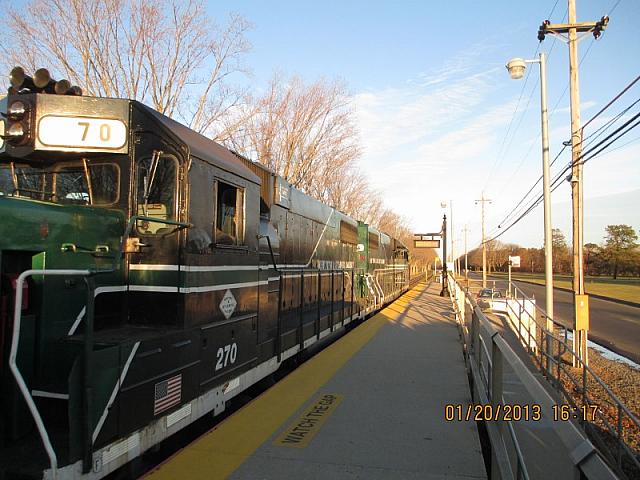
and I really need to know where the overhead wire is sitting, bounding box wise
[484,106,640,243]
[484,34,626,240]
[486,105,640,242]
[484,74,640,241]
[486,7,573,208]
[489,144,568,235]
[474,0,626,244]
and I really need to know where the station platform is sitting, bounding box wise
[144,282,487,480]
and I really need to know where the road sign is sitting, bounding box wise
[509,255,521,268]
[414,239,440,248]
[413,233,441,249]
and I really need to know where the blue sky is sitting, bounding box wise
[211,0,639,250]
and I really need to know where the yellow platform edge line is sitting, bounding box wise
[144,283,426,480]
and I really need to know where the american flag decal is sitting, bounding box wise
[154,374,182,416]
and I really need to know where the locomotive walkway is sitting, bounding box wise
[144,282,487,479]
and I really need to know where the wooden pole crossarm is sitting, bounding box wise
[545,22,598,33]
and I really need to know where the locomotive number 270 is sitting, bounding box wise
[215,343,238,371]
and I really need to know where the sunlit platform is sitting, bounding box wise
[144,282,486,479]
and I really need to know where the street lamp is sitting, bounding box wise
[505,58,527,79]
[440,214,449,297]
[506,52,554,369]
[440,201,455,276]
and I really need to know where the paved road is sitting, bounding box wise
[467,272,640,364]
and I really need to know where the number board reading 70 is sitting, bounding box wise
[37,115,128,151]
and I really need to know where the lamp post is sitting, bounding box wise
[507,53,554,369]
[450,200,455,277]
[462,225,469,286]
[537,3,608,367]
[440,214,449,297]
[475,194,491,289]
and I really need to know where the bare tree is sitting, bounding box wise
[229,74,361,195]
[225,73,411,233]
[2,0,251,140]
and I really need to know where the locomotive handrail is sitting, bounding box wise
[10,269,92,480]
[273,267,371,362]
[257,234,279,272]
[121,214,192,258]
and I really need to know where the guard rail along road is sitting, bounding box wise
[446,273,636,480]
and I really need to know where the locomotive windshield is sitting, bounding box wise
[0,158,120,205]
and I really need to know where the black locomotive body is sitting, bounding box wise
[0,89,409,479]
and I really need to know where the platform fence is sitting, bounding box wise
[447,274,620,480]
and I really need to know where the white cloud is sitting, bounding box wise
[352,47,520,235]
[354,66,501,157]
[350,44,639,249]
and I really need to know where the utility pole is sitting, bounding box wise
[507,52,555,372]
[463,225,470,286]
[539,51,555,369]
[475,194,491,288]
[568,0,586,366]
[539,1,608,367]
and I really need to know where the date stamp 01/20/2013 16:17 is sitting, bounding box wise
[444,403,599,422]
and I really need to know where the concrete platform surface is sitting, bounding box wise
[145,282,487,480]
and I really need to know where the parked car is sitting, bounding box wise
[476,288,503,310]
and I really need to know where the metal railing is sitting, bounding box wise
[499,282,640,477]
[408,268,430,287]
[447,274,619,480]
[273,266,411,361]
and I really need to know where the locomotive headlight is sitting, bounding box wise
[5,99,31,145]
[8,101,27,121]
[7,122,25,140]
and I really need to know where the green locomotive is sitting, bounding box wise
[0,68,409,479]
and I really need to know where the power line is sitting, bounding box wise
[608,0,623,16]
[486,98,640,242]
[582,97,640,151]
[594,134,640,156]
[582,74,640,131]
[581,112,640,164]
[488,9,591,208]
[489,144,568,234]
[480,2,628,243]
[484,110,640,243]
[487,76,640,239]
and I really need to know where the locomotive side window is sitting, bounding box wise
[340,220,358,245]
[214,180,245,245]
[369,232,379,249]
[137,153,178,234]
